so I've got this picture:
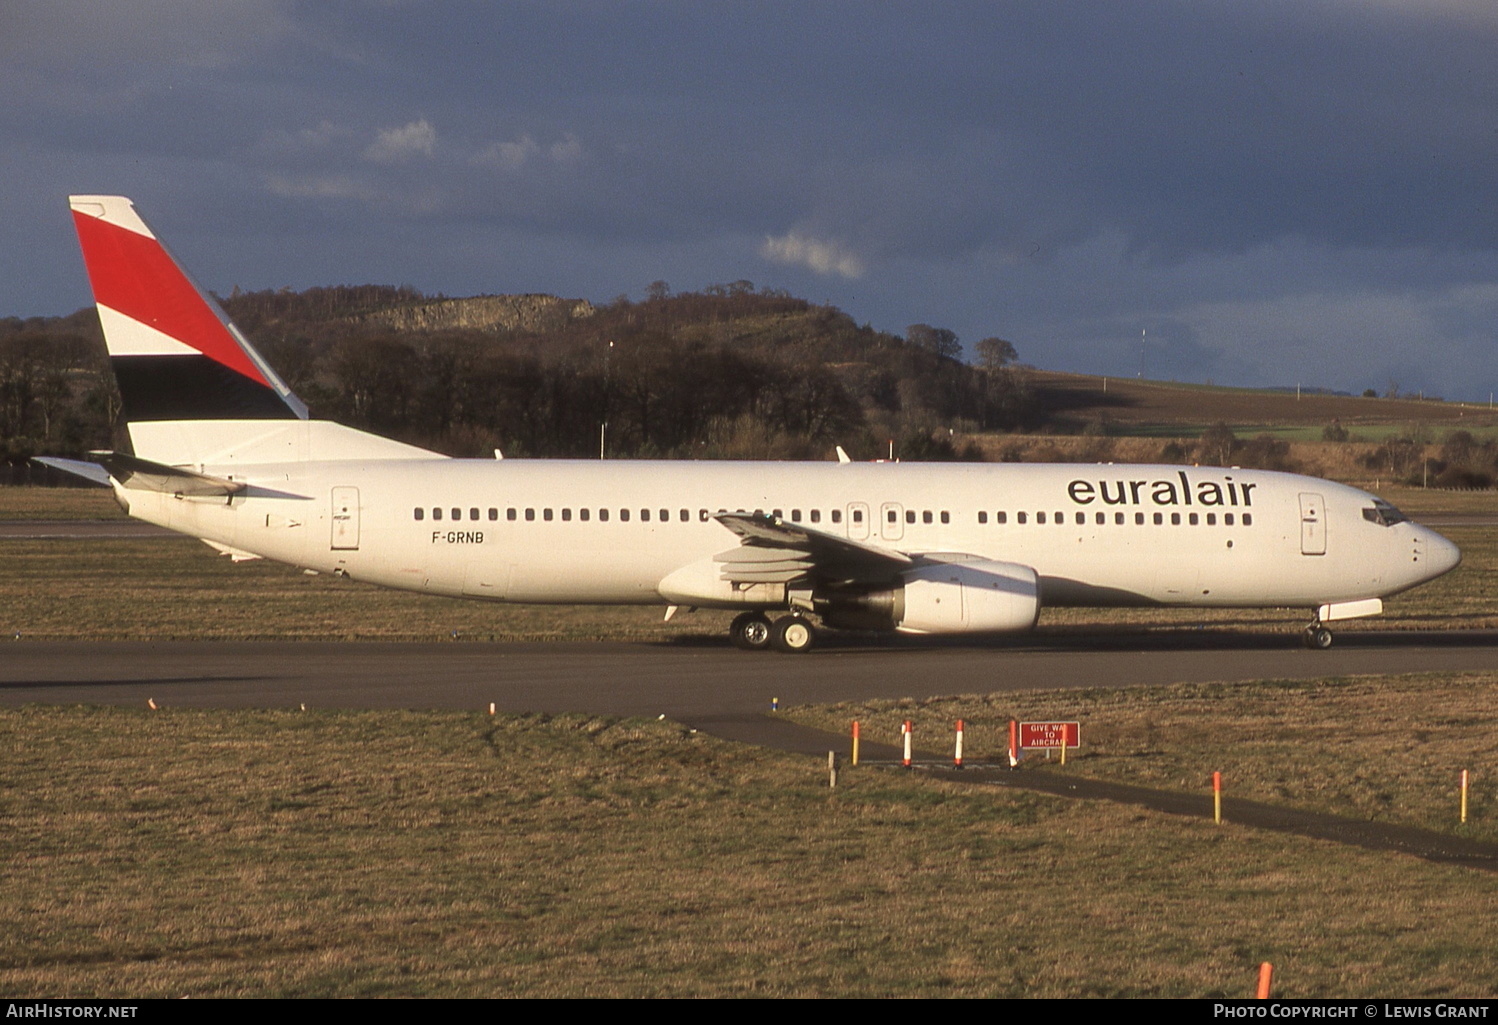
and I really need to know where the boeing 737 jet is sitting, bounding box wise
[41,195,1461,652]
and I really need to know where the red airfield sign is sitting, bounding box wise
[1019,721,1080,749]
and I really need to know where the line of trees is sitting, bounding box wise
[3,285,1036,464]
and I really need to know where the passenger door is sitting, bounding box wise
[1299,492,1325,556]
[331,486,360,550]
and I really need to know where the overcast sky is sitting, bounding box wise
[4,1,1497,400]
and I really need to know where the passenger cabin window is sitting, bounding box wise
[451,508,461,521]
[996,511,1007,524]
[641,509,650,522]
[488,508,498,521]
[941,511,950,524]
[525,508,535,521]
[660,509,669,522]
[833,510,844,524]
[561,508,571,521]
[1076,512,1085,525]
[507,508,517,521]
[1017,512,1027,524]
[580,508,590,521]
[543,508,553,522]
[978,511,988,524]
[414,508,424,521]
[810,510,821,524]
[600,509,609,522]
[1037,512,1046,524]
[922,511,932,524]
[470,508,479,521]
[433,508,443,521]
[620,509,630,522]
[850,509,861,523]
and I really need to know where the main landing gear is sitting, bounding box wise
[730,611,816,653]
[1302,623,1334,649]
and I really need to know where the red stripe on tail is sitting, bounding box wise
[71,210,270,387]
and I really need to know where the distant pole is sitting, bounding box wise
[1213,771,1223,824]
[600,422,606,459]
[1461,769,1470,824]
[1138,329,1145,379]
[1256,962,1273,999]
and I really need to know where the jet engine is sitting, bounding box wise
[817,559,1040,635]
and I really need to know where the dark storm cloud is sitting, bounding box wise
[3,1,1497,398]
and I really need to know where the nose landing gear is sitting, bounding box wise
[1302,623,1334,649]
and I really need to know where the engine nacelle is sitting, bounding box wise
[819,559,1041,635]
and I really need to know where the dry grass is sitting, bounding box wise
[0,487,125,520]
[788,672,1498,844]
[2,705,1496,997]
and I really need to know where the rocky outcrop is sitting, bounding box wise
[350,294,596,334]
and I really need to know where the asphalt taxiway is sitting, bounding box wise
[5,631,1498,718]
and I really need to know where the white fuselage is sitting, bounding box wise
[115,456,1460,615]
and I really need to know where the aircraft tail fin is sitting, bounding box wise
[68,195,309,425]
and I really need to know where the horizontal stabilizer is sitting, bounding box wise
[32,457,112,487]
[90,451,247,497]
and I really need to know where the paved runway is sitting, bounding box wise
[5,630,1497,718]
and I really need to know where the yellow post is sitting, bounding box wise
[851,721,860,767]
[1059,733,1067,766]
[1461,769,1469,824]
[1213,771,1223,825]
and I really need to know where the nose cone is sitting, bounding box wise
[1422,528,1462,580]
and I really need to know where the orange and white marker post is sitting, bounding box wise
[902,720,913,768]
[1461,769,1470,824]
[851,721,861,767]
[1213,771,1223,825]
[1008,719,1018,768]
[1256,962,1273,999]
[954,719,965,769]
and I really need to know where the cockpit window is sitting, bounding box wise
[1362,499,1408,527]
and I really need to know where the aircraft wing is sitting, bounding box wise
[712,511,913,586]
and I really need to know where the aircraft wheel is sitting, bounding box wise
[771,615,816,654]
[730,612,773,651]
[1303,625,1333,650]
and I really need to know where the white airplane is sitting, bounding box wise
[41,195,1461,653]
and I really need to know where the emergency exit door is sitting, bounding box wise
[1298,492,1325,556]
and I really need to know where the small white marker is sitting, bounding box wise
[147,698,158,710]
